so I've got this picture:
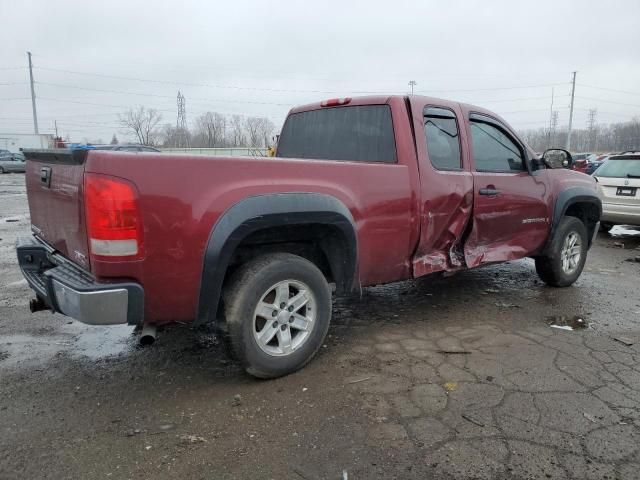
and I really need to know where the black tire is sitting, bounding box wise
[535,216,588,287]
[223,253,332,379]
[600,222,614,232]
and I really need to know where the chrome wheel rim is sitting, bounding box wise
[560,231,582,274]
[252,280,316,356]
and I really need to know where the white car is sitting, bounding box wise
[594,153,640,230]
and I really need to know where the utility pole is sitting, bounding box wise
[547,87,555,148]
[54,120,58,138]
[587,108,597,151]
[27,51,39,134]
[551,111,559,146]
[408,80,416,95]
[566,71,577,151]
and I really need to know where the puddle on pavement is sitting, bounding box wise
[0,324,136,370]
[61,323,136,360]
[546,315,588,331]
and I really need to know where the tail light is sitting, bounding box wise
[321,97,351,107]
[84,173,143,259]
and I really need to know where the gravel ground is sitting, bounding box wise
[1,173,640,480]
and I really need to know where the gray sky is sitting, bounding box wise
[1,0,639,143]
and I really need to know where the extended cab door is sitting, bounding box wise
[409,98,474,276]
[462,111,551,267]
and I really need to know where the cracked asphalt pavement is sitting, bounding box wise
[1,174,640,479]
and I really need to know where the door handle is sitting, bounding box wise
[479,187,500,196]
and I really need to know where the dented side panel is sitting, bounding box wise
[459,102,554,267]
[463,171,552,267]
[408,97,475,277]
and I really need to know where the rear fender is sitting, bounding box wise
[196,193,357,326]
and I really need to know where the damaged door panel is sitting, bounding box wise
[462,112,552,267]
[409,100,474,277]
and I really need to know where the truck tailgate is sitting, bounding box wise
[24,149,91,270]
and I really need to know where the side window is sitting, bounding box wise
[470,121,524,172]
[423,107,461,170]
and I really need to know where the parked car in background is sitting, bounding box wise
[17,95,601,378]
[586,155,610,175]
[594,153,640,230]
[571,152,593,174]
[0,149,27,173]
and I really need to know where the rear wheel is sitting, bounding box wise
[223,253,332,378]
[600,222,614,232]
[535,216,588,287]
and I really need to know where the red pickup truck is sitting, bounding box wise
[18,95,601,378]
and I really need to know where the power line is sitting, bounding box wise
[469,94,570,105]
[37,96,286,121]
[577,84,640,97]
[417,82,567,94]
[575,96,640,109]
[34,66,390,94]
[34,66,571,96]
[35,81,292,106]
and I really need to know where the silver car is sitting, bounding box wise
[0,150,26,173]
[594,153,640,230]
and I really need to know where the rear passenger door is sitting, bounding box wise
[410,100,474,276]
[463,113,551,267]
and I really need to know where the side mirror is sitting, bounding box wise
[542,149,573,169]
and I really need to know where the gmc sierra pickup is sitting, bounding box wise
[17,95,601,378]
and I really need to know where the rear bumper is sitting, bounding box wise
[601,202,640,225]
[16,236,144,325]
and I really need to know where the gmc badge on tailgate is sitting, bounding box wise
[40,167,51,188]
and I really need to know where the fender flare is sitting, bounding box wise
[546,186,602,251]
[195,193,357,326]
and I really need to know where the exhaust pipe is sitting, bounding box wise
[29,297,49,313]
[139,324,157,346]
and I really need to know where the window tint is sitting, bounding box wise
[277,105,397,163]
[424,107,461,170]
[470,121,524,172]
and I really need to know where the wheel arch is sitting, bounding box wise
[196,193,357,326]
[547,187,602,252]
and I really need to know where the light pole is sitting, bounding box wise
[408,80,417,95]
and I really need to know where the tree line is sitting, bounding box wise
[118,106,277,148]
[519,117,640,153]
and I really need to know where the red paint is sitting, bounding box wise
[25,95,598,325]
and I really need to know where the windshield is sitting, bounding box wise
[595,158,640,178]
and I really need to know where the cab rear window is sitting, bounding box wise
[277,105,397,163]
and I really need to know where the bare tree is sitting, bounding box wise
[195,112,227,147]
[118,106,163,146]
[245,116,262,146]
[110,134,119,145]
[229,115,246,147]
[258,117,276,147]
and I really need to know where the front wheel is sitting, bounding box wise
[535,216,588,287]
[223,253,332,379]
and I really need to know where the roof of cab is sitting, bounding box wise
[287,94,504,121]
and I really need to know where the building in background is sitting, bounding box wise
[0,133,54,152]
